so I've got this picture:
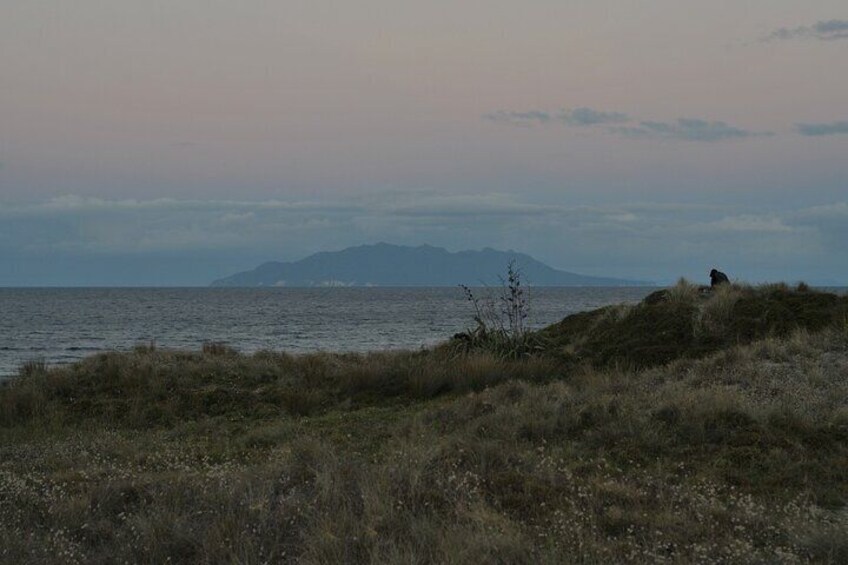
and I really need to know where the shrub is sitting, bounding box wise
[456,262,543,359]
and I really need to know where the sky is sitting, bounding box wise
[1,0,846,286]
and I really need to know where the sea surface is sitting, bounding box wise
[0,287,658,378]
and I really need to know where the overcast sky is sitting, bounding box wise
[1,1,846,285]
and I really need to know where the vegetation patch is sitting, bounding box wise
[1,283,846,562]
[537,281,848,369]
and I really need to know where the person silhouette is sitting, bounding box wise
[709,268,729,288]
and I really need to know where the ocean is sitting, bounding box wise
[0,287,657,378]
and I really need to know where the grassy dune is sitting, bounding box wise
[1,282,847,563]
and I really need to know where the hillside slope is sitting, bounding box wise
[534,281,848,368]
[1,283,846,563]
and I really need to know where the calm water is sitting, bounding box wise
[0,287,657,378]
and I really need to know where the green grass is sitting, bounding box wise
[1,284,846,563]
[537,280,848,369]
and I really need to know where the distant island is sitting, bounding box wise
[210,243,650,287]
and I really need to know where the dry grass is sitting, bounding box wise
[696,282,745,339]
[0,347,561,429]
[2,287,847,563]
[538,282,848,370]
[665,277,701,306]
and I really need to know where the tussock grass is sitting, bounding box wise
[665,277,701,305]
[2,283,847,563]
[0,347,561,429]
[697,281,745,339]
[538,281,848,369]
[201,341,238,356]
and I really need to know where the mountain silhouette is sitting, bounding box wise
[210,243,650,287]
